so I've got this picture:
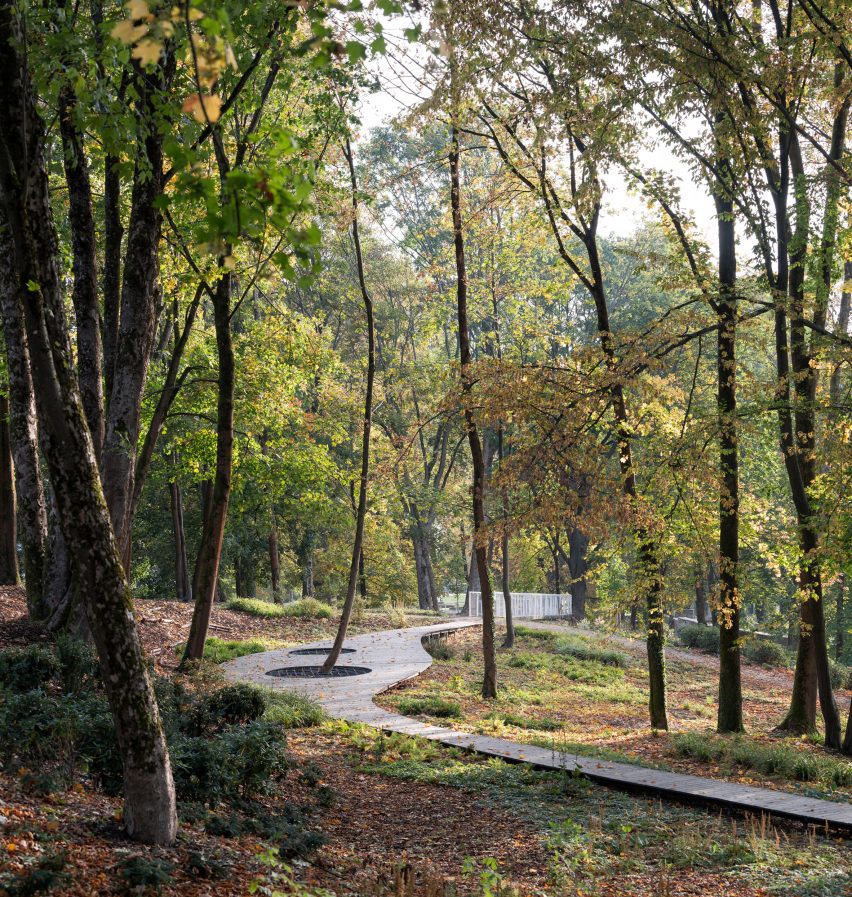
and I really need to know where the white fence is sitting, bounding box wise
[467,591,572,620]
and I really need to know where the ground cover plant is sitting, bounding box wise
[381,626,852,800]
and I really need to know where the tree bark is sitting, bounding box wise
[323,138,376,673]
[0,8,176,842]
[269,517,280,599]
[497,427,514,647]
[567,527,589,621]
[0,243,47,614]
[0,394,18,584]
[58,82,105,457]
[450,123,497,698]
[182,274,234,662]
[101,59,172,569]
[169,473,190,602]
[713,159,743,733]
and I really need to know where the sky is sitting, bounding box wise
[353,34,721,251]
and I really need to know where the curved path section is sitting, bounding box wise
[222,621,852,832]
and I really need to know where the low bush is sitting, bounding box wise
[191,637,275,664]
[424,638,455,661]
[274,823,327,860]
[486,711,562,731]
[672,733,852,787]
[395,695,462,719]
[191,683,267,733]
[515,626,558,642]
[117,856,174,895]
[742,639,789,667]
[263,690,326,728]
[0,850,70,897]
[827,656,852,691]
[54,634,100,694]
[678,624,719,654]
[226,597,333,620]
[554,636,627,668]
[0,645,60,693]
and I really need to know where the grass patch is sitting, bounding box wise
[226,597,334,619]
[182,637,278,664]
[514,625,558,642]
[394,695,462,719]
[485,711,562,731]
[554,635,628,668]
[672,733,852,789]
[262,690,326,728]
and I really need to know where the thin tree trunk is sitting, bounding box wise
[714,177,743,734]
[0,249,47,615]
[168,473,190,602]
[101,59,172,570]
[498,428,514,648]
[450,123,497,698]
[323,138,376,672]
[0,394,18,584]
[695,575,708,626]
[269,516,280,600]
[0,12,176,841]
[567,527,589,621]
[182,273,234,662]
[58,81,105,457]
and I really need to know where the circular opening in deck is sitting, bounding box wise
[266,665,371,679]
[289,647,356,656]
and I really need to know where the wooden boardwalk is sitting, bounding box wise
[223,620,852,833]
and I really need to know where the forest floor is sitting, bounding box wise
[377,624,852,802]
[1,588,850,897]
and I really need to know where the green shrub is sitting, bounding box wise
[274,823,327,860]
[742,639,789,667]
[554,636,628,668]
[191,683,267,733]
[117,856,174,895]
[395,695,462,719]
[222,720,290,798]
[424,638,455,660]
[186,850,232,881]
[827,656,852,690]
[672,733,852,787]
[0,850,69,897]
[515,626,558,642]
[188,637,274,664]
[278,598,333,619]
[54,634,99,694]
[0,646,60,693]
[262,690,326,729]
[226,597,333,619]
[678,624,719,654]
[486,711,561,731]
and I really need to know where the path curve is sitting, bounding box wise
[222,620,852,833]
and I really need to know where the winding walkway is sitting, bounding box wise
[222,620,852,832]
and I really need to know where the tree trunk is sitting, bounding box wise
[182,273,234,663]
[695,575,708,626]
[323,138,376,673]
[168,475,190,602]
[498,428,514,647]
[58,82,105,457]
[101,59,172,569]
[302,552,314,597]
[450,123,497,699]
[567,527,589,621]
[714,181,743,734]
[776,139,841,748]
[269,517,280,600]
[843,698,852,756]
[0,394,18,584]
[0,253,47,614]
[413,530,434,610]
[0,11,176,841]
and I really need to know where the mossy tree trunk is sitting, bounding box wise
[0,6,177,843]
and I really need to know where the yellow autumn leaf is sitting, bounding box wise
[188,7,205,20]
[111,19,148,44]
[125,0,150,20]
[132,38,163,66]
[182,93,223,124]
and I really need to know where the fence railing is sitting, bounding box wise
[467,591,572,620]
